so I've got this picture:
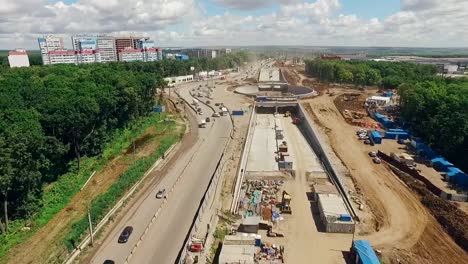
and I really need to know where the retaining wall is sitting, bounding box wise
[297,104,358,220]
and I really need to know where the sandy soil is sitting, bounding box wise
[302,94,468,263]
[6,102,187,264]
[276,116,353,264]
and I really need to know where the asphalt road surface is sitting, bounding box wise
[90,83,232,264]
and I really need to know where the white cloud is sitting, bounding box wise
[212,0,297,10]
[1,0,468,49]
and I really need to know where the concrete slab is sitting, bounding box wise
[246,114,278,172]
[280,116,324,174]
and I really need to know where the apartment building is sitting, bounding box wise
[38,36,65,65]
[118,48,145,62]
[8,49,30,68]
[48,50,78,64]
[72,35,117,62]
[77,50,102,64]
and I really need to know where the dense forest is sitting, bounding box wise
[0,52,250,233]
[305,59,438,88]
[305,59,468,172]
[399,80,468,171]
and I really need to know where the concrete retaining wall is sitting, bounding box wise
[297,104,358,220]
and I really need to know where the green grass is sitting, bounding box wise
[0,112,171,261]
[64,121,184,250]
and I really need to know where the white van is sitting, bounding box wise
[199,120,207,128]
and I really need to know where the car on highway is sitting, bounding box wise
[156,189,166,199]
[212,113,220,117]
[118,226,134,243]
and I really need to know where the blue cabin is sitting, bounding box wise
[431,157,454,172]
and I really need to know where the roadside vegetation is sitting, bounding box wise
[0,52,250,260]
[305,59,468,172]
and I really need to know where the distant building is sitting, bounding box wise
[136,39,155,49]
[72,35,117,62]
[48,50,78,64]
[184,48,218,59]
[77,50,102,64]
[38,36,65,65]
[96,36,117,62]
[143,48,159,62]
[8,49,30,68]
[118,48,145,62]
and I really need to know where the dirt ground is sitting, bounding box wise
[302,93,468,263]
[5,100,187,264]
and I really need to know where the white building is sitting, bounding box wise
[72,35,117,62]
[38,36,65,65]
[118,49,144,62]
[8,49,30,68]
[77,50,102,64]
[164,75,194,86]
[144,48,159,62]
[366,96,391,106]
[96,37,117,62]
[48,50,78,65]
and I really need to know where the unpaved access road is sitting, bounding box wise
[302,94,468,263]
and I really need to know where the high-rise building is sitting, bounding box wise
[96,36,117,62]
[8,49,30,68]
[136,39,155,49]
[72,35,117,62]
[115,36,150,60]
[71,35,96,50]
[38,36,64,65]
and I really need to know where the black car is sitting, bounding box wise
[118,226,134,243]
[103,260,115,264]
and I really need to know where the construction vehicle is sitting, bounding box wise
[280,191,292,214]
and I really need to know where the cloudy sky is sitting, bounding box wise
[0,0,467,49]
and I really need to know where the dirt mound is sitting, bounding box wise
[390,167,468,252]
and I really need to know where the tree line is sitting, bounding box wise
[399,79,468,172]
[0,52,250,233]
[305,59,438,88]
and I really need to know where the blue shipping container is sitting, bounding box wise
[370,131,382,144]
[232,110,244,116]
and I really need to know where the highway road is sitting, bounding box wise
[90,82,232,264]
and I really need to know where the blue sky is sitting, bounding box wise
[1,0,467,48]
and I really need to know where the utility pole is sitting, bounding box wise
[88,207,94,246]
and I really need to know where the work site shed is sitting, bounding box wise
[431,157,454,172]
[370,131,382,144]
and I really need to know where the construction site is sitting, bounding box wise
[200,60,468,264]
